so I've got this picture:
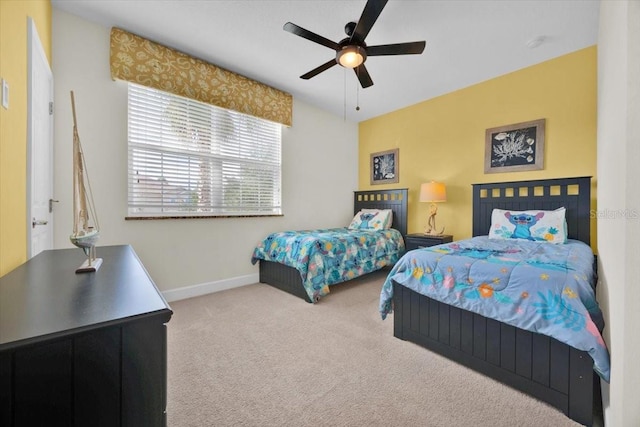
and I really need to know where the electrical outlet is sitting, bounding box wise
[1,79,8,109]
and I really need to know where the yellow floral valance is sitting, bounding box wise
[110,28,292,127]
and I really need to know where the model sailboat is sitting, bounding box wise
[69,91,102,273]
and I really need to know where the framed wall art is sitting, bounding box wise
[484,119,545,173]
[370,148,399,185]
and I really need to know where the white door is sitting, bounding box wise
[27,17,54,258]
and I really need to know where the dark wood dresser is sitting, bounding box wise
[0,245,172,427]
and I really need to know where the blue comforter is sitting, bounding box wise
[379,236,610,381]
[252,228,404,302]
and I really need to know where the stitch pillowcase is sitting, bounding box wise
[488,207,567,244]
[348,209,393,231]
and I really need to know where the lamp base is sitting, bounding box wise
[424,228,445,236]
[424,210,445,236]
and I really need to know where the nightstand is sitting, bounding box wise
[404,233,453,251]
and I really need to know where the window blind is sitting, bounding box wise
[127,84,282,217]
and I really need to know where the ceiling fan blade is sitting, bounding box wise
[350,0,389,43]
[367,41,426,56]
[301,59,338,80]
[283,22,340,51]
[354,64,374,88]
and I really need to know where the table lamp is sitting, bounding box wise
[420,181,447,235]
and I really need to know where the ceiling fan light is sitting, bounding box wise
[337,46,366,68]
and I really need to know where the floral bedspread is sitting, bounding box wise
[252,228,404,302]
[379,236,611,381]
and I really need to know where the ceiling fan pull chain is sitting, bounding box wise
[343,67,347,121]
[356,69,360,111]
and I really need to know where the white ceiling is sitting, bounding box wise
[51,0,600,123]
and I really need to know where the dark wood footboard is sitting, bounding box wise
[393,282,600,426]
[259,260,312,303]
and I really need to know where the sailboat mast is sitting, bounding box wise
[71,91,89,236]
[69,90,102,273]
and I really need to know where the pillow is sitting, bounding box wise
[488,207,567,244]
[361,208,393,229]
[348,209,393,231]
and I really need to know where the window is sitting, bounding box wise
[127,84,282,218]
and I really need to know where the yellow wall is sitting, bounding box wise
[0,0,52,276]
[359,47,597,243]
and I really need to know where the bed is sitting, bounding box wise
[252,188,408,303]
[379,177,608,426]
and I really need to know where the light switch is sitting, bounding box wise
[1,79,8,109]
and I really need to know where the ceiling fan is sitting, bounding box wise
[283,0,426,89]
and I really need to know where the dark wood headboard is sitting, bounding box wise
[354,188,408,236]
[472,177,591,245]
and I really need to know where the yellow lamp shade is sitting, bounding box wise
[420,181,447,203]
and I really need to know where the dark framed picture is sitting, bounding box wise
[370,148,399,185]
[484,119,545,173]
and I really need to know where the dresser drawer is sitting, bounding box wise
[405,234,453,251]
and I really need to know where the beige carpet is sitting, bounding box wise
[167,271,580,426]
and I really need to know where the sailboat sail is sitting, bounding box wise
[69,91,102,272]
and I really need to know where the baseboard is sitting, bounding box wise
[162,273,259,302]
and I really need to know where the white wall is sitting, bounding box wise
[52,9,358,296]
[597,1,640,425]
